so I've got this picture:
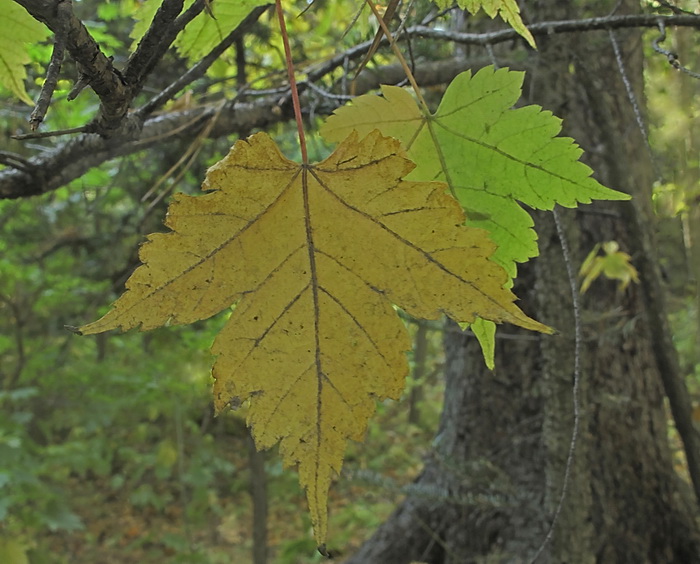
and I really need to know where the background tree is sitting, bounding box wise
[346,1,700,561]
[1,0,699,563]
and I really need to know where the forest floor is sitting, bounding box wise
[30,389,441,564]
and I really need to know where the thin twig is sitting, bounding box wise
[528,209,583,563]
[67,72,90,101]
[124,0,185,87]
[275,0,307,163]
[30,1,69,130]
[14,0,130,134]
[656,0,696,15]
[652,19,700,79]
[609,29,661,181]
[139,100,226,222]
[0,152,32,172]
[137,5,270,117]
[132,111,210,147]
[11,125,91,140]
[354,0,401,80]
[302,81,353,101]
[420,4,456,26]
[408,13,700,46]
[365,0,429,110]
[341,3,366,40]
[306,14,700,87]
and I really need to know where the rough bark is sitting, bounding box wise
[12,0,212,136]
[344,1,700,562]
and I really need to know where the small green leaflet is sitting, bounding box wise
[0,0,51,104]
[579,241,639,293]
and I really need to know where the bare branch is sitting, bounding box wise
[11,125,90,140]
[5,9,700,200]
[304,13,700,87]
[0,151,32,172]
[124,0,185,87]
[13,0,212,139]
[652,19,700,79]
[137,4,272,118]
[0,56,481,200]
[0,99,274,199]
[29,0,68,130]
[656,0,696,15]
[407,14,700,46]
[67,72,89,101]
[13,0,130,135]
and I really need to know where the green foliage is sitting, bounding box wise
[0,182,237,559]
[322,66,628,363]
[131,0,265,62]
[431,0,535,47]
[0,536,29,564]
[323,67,628,281]
[0,0,50,104]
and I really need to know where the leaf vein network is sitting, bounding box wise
[257,363,314,432]
[318,285,394,371]
[309,169,491,302]
[435,120,583,194]
[235,285,308,366]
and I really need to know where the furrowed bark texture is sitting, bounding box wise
[344,1,700,562]
[529,1,699,558]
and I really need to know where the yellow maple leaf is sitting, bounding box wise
[79,130,550,543]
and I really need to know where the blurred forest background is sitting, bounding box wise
[1,0,700,562]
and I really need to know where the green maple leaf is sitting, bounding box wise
[322,66,628,281]
[321,67,629,277]
[0,0,50,104]
[321,66,629,366]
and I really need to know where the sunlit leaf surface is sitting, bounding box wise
[80,130,550,542]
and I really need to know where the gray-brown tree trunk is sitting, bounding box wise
[344,1,700,562]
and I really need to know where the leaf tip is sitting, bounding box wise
[515,314,555,336]
[64,325,84,335]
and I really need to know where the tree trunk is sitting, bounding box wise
[343,1,700,562]
[247,430,269,564]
